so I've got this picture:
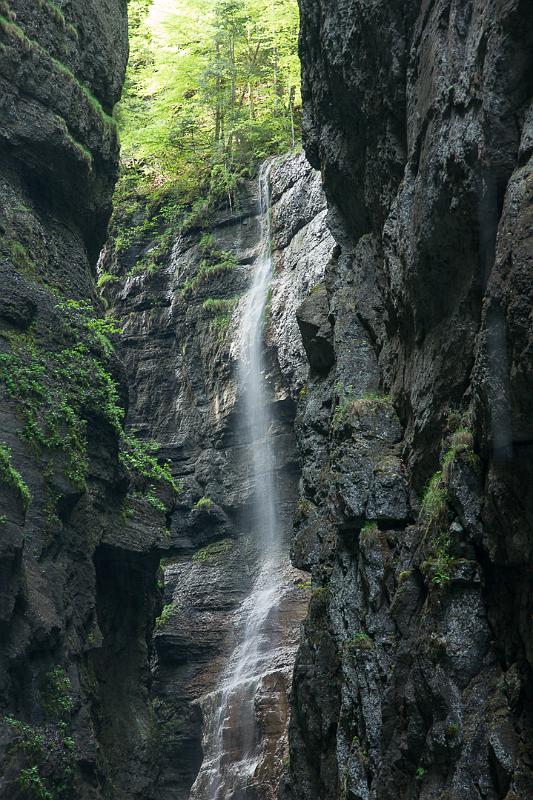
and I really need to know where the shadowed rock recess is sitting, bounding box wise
[279,1,533,799]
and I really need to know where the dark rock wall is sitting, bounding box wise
[283,1,533,799]
[0,2,163,798]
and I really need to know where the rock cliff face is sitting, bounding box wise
[0,2,166,799]
[102,152,333,798]
[282,1,533,798]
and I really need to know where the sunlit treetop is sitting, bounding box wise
[118,0,301,206]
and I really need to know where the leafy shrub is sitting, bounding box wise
[0,443,31,510]
[155,601,178,627]
[40,667,73,721]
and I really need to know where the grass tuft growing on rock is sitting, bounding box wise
[192,538,234,563]
[420,471,447,530]
[332,384,392,429]
[181,252,238,298]
[194,496,213,511]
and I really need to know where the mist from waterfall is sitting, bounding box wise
[189,162,287,800]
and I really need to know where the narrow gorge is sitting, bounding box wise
[1,2,532,800]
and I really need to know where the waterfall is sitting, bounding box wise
[189,162,290,800]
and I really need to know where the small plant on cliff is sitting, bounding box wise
[360,521,379,540]
[40,668,73,722]
[17,767,53,800]
[442,427,478,478]
[332,384,357,428]
[0,443,31,510]
[428,530,453,586]
[4,717,44,758]
[299,383,308,401]
[120,435,180,494]
[155,601,179,627]
[192,539,234,563]
[194,496,213,511]
[202,297,239,315]
[96,271,119,290]
[332,384,391,429]
[419,471,447,531]
[180,251,238,298]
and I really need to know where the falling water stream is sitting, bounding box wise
[189,162,289,800]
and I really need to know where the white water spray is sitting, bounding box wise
[190,162,288,800]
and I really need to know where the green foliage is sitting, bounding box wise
[360,521,378,538]
[297,497,313,518]
[192,538,234,562]
[296,578,311,590]
[311,586,329,603]
[333,384,392,429]
[0,304,123,488]
[0,15,111,130]
[202,296,239,314]
[194,495,213,511]
[446,722,459,738]
[332,384,356,428]
[128,485,172,516]
[4,712,76,800]
[398,569,412,583]
[96,272,119,289]
[4,716,44,758]
[120,435,180,494]
[40,667,73,721]
[155,601,178,627]
[17,767,53,800]
[0,303,176,507]
[110,0,300,276]
[428,530,452,586]
[210,313,233,343]
[442,427,478,477]
[145,493,167,514]
[181,251,238,297]
[36,0,78,38]
[0,443,31,509]
[117,0,300,201]
[420,471,447,530]
[416,767,425,781]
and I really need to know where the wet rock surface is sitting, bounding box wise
[282,1,533,799]
[103,152,332,798]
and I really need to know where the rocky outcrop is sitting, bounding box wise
[101,152,334,798]
[282,1,533,798]
[0,2,167,799]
